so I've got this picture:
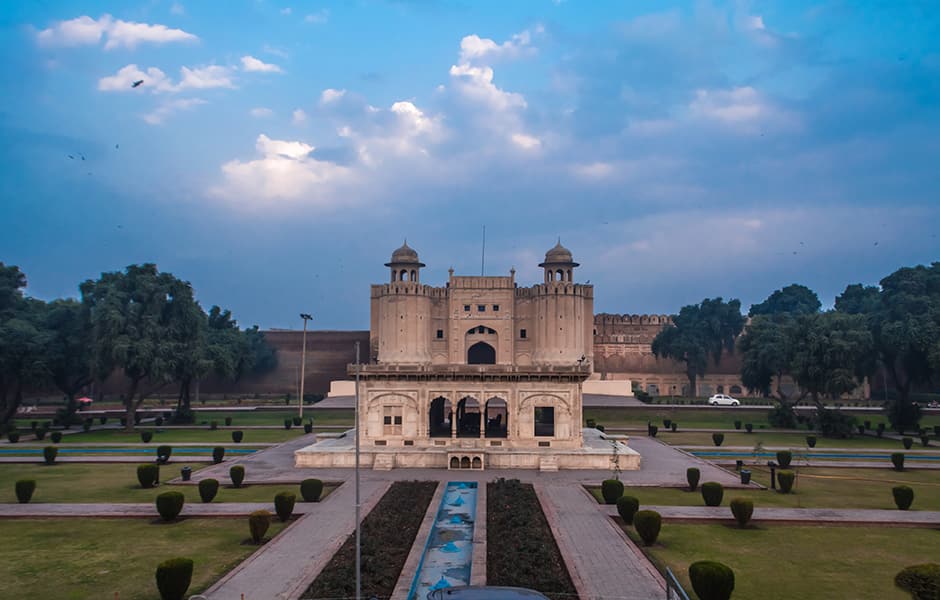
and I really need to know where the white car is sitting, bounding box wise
[708,394,740,406]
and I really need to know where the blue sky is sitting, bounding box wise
[1,1,938,330]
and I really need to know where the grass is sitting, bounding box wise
[0,463,336,504]
[659,431,932,450]
[0,517,288,600]
[620,522,940,600]
[189,408,354,427]
[588,466,940,510]
[45,428,309,444]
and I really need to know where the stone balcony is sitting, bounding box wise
[347,362,592,382]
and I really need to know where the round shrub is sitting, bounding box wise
[155,491,185,521]
[300,478,324,502]
[231,430,244,443]
[212,446,225,464]
[34,428,47,441]
[663,418,672,428]
[224,417,232,426]
[50,431,62,444]
[274,491,296,522]
[283,418,292,430]
[921,435,930,447]
[734,420,742,430]
[99,416,108,425]
[687,467,701,492]
[292,416,302,426]
[141,431,153,443]
[137,464,160,489]
[730,497,754,527]
[633,510,662,546]
[893,485,915,511]
[8,432,20,443]
[155,557,194,600]
[156,445,172,463]
[712,433,724,447]
[892,452,905,472]
[745,423,753,433]
[303,422,313,434]
[670,422,678,432]
[647,424,658,437]
[701,482,724,506]
[903,437,914,450]
[230,465,246,488]
[249,509,271,543]
[198,478,220,503]
[15,479,36,504]
[689,560,735,600]
[776,450,792,468]
[43,446,58,465]
[895,563,940,600]
[616,495,640,525]
[601,479,624,504]
[806,435,817,448]
[209,420,218,431]
[777,470,796,494]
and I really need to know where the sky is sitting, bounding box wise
[1,1,938,331]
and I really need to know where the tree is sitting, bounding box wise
[789,312,874,406]
[81,264,203,431]
[835,284,880,315]
[0,264,50,426]
[43,299,94,419]
[738,315,795,400]
[652,298,745,397]
[748,284,821,317]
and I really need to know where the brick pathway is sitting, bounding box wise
[537,483,666,600]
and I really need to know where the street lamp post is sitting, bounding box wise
[299,313,313,420]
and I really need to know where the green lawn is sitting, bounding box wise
[659,431,931,450]
[0,518,288,600]
[623,523,940,600]
[50,428,311,444]
[586,407,778,430]
[190,408,353,427]
[0,446,263,456]
[0,463,336,504]
[589,466,940,510]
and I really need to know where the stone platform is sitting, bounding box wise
[294,427,641,471]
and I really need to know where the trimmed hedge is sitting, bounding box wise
[745,423,753,433]
[224,417,232,426]
[304,422,314,434]
[43,446,58,465]
[8,432,20,443]
[155,557,194,600]
[249,509,271,543]
[633,510,662,546]
[156,491,185,521]
[230,465,246,488]
[198,478,220,503]
[689,560,735,600]
[274,491,296,522]
[300,478,324,502]
[212,446,225,464]
[895,563,940,600]
[701,482,724,506]
[806,435,817,448]
[137,464,160,489]
[292,416,302,426]
[730,497,753,527]
[141,431,153,443]
[156,445,172,463]
[231,430,244,443]
[776,450,792,468]
[616,495,640,525]
[687,467,701,492]
[893,485,915,511]
[712,433,724,447]
[892,452,905,472]
[50,431,63,444]
[210,420,218,431]
[778,470,796,494]
[903,437,914,450]
[601,479,624,504]
[15,479,36,503]
[283,419,292,430]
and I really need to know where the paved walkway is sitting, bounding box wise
[0,501,313,518]
[538,483,665,600]
[205,478,389,600]
[599,504,940,526]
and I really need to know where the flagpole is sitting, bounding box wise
[355,341,361,600]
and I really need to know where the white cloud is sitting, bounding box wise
[448,64,526,112]
[304,10,329,24]
[511,133,541,150]
[99,64,234,93]
[689,86,767,123]
[210,134,350,205]
[241,55,283,73]
[170,2,185,16]
[572,162,614,179]
[280,7,292,15]
[37,14,197,50]
[262,44,289,58]
[250,107,273,118]
[143,98,207,125]
[319,88,346,105]
[747,15,766,31]
[292,109,308,124]
[458,26,541,63]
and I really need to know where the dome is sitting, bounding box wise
[385,240,425,267]
[539,240,579,267]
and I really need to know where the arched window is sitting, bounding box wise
[450,457,460,469]
[471,457,482,469]
[485,397,507,438]
[429,396,451,438]
[556,269,564,282]
[730,385,743,395]
[460,456,471,468]
[467,342,495,364]
[410,269,417,282]
[456,396,481,437]
[400,269,408,281]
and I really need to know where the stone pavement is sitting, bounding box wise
[599,503,940,526]
[204,478,389,600]
[538,483,666,600]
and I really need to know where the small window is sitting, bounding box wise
[493,304,500,311]
[477,305,486,312]
[383,416,392,425]
[464,304,471,312]
[404,440,414,446]
[520,329,527,339]
[394,415,402,425]
[534,406,555,437]
[383,406,402,435]
[436,329,444,339]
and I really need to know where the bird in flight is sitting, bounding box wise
[132,80,144,88]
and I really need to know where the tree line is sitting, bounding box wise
[0,262,276,432]
[652,262,940,434]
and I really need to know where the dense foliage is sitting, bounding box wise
[155,491,185,521]
[633,510,662,546]
[274,491,296,522]
[701,482,723,506]
[198,478,219,503]
[729,497,754,527]
[689,561,736,600]
[893,486,914,511]
[894,563,940,600]
[616,495,639,525]
[686,467,700,492]
[300,478,324,502]
[154,557,194,600]
[248,509,271,543]
[601,479,624,504]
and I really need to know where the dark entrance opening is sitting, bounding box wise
[456,396,481,437]
[485,397,508,438]
[467,341,496,364]
[429,396,451,437]
[534,406,555,437]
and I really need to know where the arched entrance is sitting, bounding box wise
[468,342,495,364]
[485,397,507,438]
[456,396,481,437]
[429,396,451,438]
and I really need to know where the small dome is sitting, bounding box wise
[385,240,425,267]
[539,240,579,267]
